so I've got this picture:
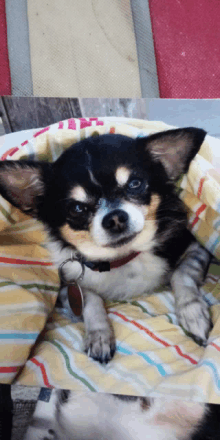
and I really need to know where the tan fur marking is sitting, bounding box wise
[70,186,88,202]
[115,167,131,186]
[145,193,161,220]
[131,194,160,251]
[61,224,92,246]
[154,402,204,430]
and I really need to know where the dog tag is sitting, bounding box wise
[68,283,84,317]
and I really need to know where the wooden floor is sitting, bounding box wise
[0,97,149,134]
[1,98,220,140]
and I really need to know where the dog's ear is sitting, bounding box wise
[144,127,206,181]
[0,160,52,217]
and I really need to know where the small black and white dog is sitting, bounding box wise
[0,128,212,363]
[25,390,220,440]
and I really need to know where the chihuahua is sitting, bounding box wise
[25,391,211,440]
[0,128,212,363]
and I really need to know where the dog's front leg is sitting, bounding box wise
[171,241,212,345]
[83,291,116,363]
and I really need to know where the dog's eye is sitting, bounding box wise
[128,179,142,189]
[75,204,87,213]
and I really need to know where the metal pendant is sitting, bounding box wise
[58,256,85,317]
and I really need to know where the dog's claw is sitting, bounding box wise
[85,329,116,363]
[177,298,212,345]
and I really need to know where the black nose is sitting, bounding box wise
[102,209,129,233]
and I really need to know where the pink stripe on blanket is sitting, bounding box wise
[68,119,76,130]
[33,127,50,138]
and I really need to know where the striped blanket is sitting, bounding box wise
[0,117,220,403]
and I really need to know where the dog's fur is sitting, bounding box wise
[0,128,212,362]
[25,390,218,440]
[54,393,206,440]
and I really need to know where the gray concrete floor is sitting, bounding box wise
[5,0,33,96]
[5,0,159,98]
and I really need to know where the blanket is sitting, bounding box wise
[0,117,220,402]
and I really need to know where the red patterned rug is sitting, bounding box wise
[149,0,220,98]
[0,0,11,95]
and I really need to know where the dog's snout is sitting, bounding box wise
[102,209,128,233]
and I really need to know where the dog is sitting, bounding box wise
[24,390,219,440]
[0,128,212,363]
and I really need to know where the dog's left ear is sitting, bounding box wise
[144,127,206,181]
[0,160,52,217]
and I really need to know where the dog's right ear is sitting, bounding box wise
[0,160,52,217]
[143,127,207,181]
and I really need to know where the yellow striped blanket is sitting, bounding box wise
[0,117,220,403]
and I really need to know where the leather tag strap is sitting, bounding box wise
[68,284,84,316]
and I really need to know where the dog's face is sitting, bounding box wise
[54,134,164,258]
[0,128,206,261]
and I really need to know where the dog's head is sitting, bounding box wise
[0,128,206,260]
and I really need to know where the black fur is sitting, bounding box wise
[192,404,220,440]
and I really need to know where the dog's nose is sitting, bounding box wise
[102,209,129,233]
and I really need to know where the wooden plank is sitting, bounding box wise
[0,97,12,134]
[1,97,150,135]
[2,97,82,132]
[69,99,82,118]
[0,120,5,137]
[79,98,149,119]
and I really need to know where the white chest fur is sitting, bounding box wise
[48,240,169,301]
[52,392,206,440]
[82,251,168,300]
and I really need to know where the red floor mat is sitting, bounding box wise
[149,0,220,98]
[0,0,11,95]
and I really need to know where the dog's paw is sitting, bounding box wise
[177,298,212,346]
[85,329,116,363]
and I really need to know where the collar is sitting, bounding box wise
[83,251,140,272]
[65,251,140,318]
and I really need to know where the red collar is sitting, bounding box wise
[84,251,141,272]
